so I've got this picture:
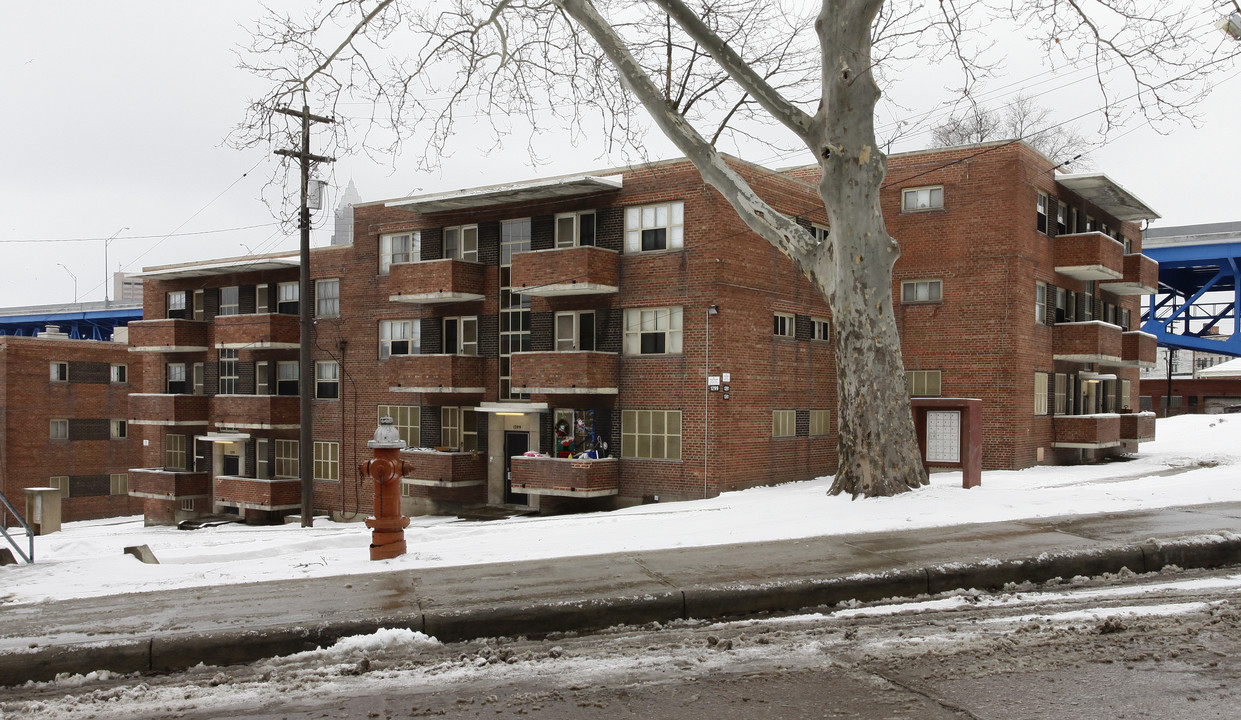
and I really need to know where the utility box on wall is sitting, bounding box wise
[911,398,983,489]
[24,487,62,535]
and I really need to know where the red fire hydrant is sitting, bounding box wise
[360,416,412,561]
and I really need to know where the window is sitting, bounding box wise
[256,361,269,395]
[180,498,195,512]
[110,473,128,495]
[255,438,269,479]
[49,476,69,498]
[193,289,205,321]
[167,363,187,394]
[50,419,68,440]
[901,186,943,211]
[553,409,597,455]
[219,349,239,394]
[110,419,127,439]
[808,224,829,243]
[1054,373,1068,415]
[314,441,339,482]
[1036,191,1049,234]
[277,282,299,314]
[1034,372,1049,415]
[443,316,479,356]
[1119,308,1131,331]
[621,409,682,460]
[443,225,479,262]
[379,320,418,359]
[773,313,795,338]
[167,291,187,319]
[1056,201,1068,235]
[316,361,339,399]
[901,279,942,304]
[256,284,269,313]
[275,439,299,478]
[50,361,68,382]
[812,318,830,342]
[1036,281,1048,324]
[500,219,532,400]
[192,362,205,395]
[219,286,240,316]
[555,311,596,351]
[625,201,684,252]
[316,279,340,318]
[276,361,299,396]
[772,410,796,438]
[110,364,127,383]
[624,307,683,355]
[906,370,942,397]
[401,480,415,498]
[1121,379,1132,411]
[378,405,421,448]
[555,211,596,248]
[810,410,831,436]
[380,232,419,274]
[165,434,186,470]
[440,407,478,452]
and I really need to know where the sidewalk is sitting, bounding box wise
[3,501,1240,685]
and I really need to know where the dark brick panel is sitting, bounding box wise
[68,418,109,441]
[69,361,110,384]
[71,474,111,498]
[422,227,443,260]
[530,311,554,352]
[478,222,501,266]
[596,207,624,253]
[531,215,555,251]
[422,406,441,447]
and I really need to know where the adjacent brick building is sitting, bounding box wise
[0,331,142,525]
[128,142,1159,525]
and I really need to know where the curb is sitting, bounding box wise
[4,533,1240,686]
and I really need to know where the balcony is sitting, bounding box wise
[1052,414,1122,450]
[510,351,619,396]
[214,313,299,349]
[128,319,208,352]
[398,450,487,504]
[129,394,210,425]
[510,456,619,497]
[211,395,300,428]
[387,354,487,395]
[388,259,487,304]
[1099,254,1158,295]
[1120,412,1156,443]
[128,469,210,499]
[1053,321,1122,364]
[1118,331,1157,369]
[213,475,302,511]
[1054,232,1124,282]
[510,246,620,296]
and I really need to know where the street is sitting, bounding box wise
[4,565,1240,719]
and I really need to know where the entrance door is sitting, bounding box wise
[504,431,529,505]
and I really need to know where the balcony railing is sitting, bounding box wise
[213,475,302,511]
[510,246,620,296]
[128,319,208,352]
[214,313,299,349]
[510,351,619,396]
[129,393,210,425]
[1119,412,1156,443]
[211,395,300,428]
[1053,321,1122,364]
[128,469,210,499]
[388,259,487,304]
[510,456,619,497]
[1051,414,1121,449]
[1054,232,1124,282]
[1117,331,1157,369]
[387,354,487,394]
[1099,254,1158,295]
[398,450,487,504]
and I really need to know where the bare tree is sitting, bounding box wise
[234,0,1235,498]
[932,94,1093,166]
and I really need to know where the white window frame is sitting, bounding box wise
[256,283,269,313]
[444,316,479,356]
[906,370,942,397]
[378,405,421,449]
[808,224,829,243]
[811,318,830,342]
[50,418,68,440]
[167,290,187,318]
[50,361,68,382]
[110,473,128,495]
[276,360,299,396]
[167,363,187,394]
[443,225,479,262]
[901,279,943,304]
[313,441,340,482]
[379,319,417,359]
[192,289,205,320]
[277,282,299,314]
[774,312,795,338]
[1036,281,1048,324]
[219,286,240,316]
[440,407,479,452]
[772,409,796,438]
[316,360,340,399]
[901,185,943,211]
[110,419,127,439]
[1034,372,1049,415]
[165,434,186,470]
[623,307,683,355]
[315,278,340,318]
[625,201,684,253]
[1056,200,1069,235]
[810,410,830,437]
[621,409,682,460]
[1054,373,1068,415]
[218,348,239,395]
[1037,191,1049,234]
[255,438,269,479]
[1121,379,1132,411]
[555,211,597,248]
[555,311,596,351]
[192,362,205,395]
[274,439,299,478]
[110,364,127,383]
[380,232,419,274]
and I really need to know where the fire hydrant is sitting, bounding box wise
[360,416,412,561]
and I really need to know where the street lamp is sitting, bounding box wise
[57,264,77,304]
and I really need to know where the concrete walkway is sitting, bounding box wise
[3,501,1241,685]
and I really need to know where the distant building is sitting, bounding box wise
[330,180,361,246]
[113,272,144,303]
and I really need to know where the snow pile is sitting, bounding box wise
[2,415,1239,606]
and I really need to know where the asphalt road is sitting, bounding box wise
[5,564,1240,719]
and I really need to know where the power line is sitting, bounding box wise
[0,223,279,244]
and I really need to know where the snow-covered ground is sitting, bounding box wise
[3,414,1239,606]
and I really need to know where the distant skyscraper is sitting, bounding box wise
[330,180,361,246]
[113,272,144,302]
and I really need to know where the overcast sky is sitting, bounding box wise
[2,1,1238,309]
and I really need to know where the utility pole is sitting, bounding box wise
[275,105,334,528]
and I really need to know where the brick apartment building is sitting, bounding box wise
[127,142,1159,525]
[0,331,142,525]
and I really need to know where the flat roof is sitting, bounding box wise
[386,174,624,214]
[1144,221,1241,247]
[1057,173,1160,222]
[137,253,300,281]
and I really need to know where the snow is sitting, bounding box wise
[3,414,1241,606]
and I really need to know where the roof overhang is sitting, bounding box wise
[386,174,623,214]
[473,402,550,414]
[137,254,300,281]
[1057,173,1160,222]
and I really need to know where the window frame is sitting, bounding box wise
[443,316,479,356]
[773,312,795,339]
[809,410,831,437]
[166,362,187,394]
[555,311,596,351]
[219,286,240,316]
[901,279,943,304]
[110,419,127,439]
[315,278,340,318]
[315,360,340,399]
[274,439,299,478]
[276,360,299,396]
[218,348,239,395]
[443,225,479,262]
[623,307,683,356]
[378,404,421,449]
[379,231,419,274]
[906,370,942,398]
[1036,281,1048,324]
[811,318,831,342]
[1034,372,1050,415]
[440,406,478,452]
[50,361,68,382]
[379,319,417,360]
[165,433,186,470]
[772,409,796,438]
[554,211,597,248]
[167,290,187,319]
[624,201,684,253]
[110,363,127,383]
[621,409,683,460]
[50,418,68,440]
[1036,191,1049,234]
[901,185,944,212]
[110,473,128,496]
[276,282,299,315]
[313,441,340,482]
